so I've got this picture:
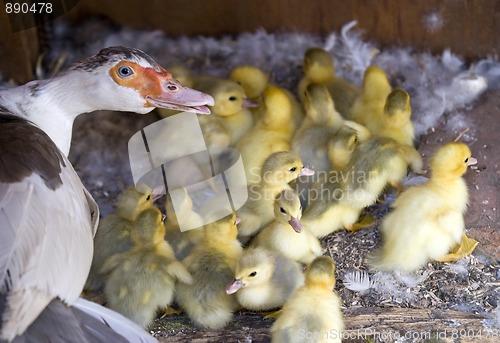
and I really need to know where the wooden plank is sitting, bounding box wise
[0,10,38,84]
[153,307,492,342]
[62,0,499,59]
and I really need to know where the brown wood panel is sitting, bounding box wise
[0,10,38,84]
[1,0,499,83]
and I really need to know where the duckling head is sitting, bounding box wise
[230,65,269,99]
[261,151,315,186]
[303,47,334,82]
[362,65,392,102]
[116,183,154,221]
[430,142,477,180]
[204,211,239,241]
[327,128,359,170]
[305,256,336,291]
[274,189,303,233]
[209,80,251,117]
[303,83,343,126]
[131,207,165,246]
[383,88,412,128]
[225,247,274,294]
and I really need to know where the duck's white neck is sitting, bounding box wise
[0,72,102,156]
[0,68,152,156]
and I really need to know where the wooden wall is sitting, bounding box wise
[2,0,499,83]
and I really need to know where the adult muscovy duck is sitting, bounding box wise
[0,46,214,342]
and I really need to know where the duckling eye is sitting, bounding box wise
[146,194,151,201]
[229,96,237,101]
[280,207,286,214]
[464,157,469,163]
[289,167,297,172]
[117,66,134,78]
[249,271,257,277]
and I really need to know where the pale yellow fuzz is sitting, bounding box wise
[369,142,474,273]
[298,47,361,118]
[251,189,322,264]
[271,256,344,343]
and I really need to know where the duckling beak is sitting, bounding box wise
[242,98,259,108]
[225,278,244,294]
[236,217,241,225]
[146,78,215,115]
[468,157,477,166]
[288,217,303,233]
[298,166,315,176]
[151,185,165,201]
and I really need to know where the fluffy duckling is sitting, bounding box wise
[302,136,422,238]
[368,142,477,272]
[349,65,392,126]
[164,188,204,260]
[85,184,154,291]
[270,256,344,343]
[230,65,269,101]
[175,212,243,329]
[101,207,193,328]
[293,83,370,172]
[236,151,314,244]
[251,189,322,264]
[236,85,297,184]
[298,47,361,118]
[225,247,304,311]
[194,76,256,146]
[230,65,304,129]
[375,88,415,146]
[350,66,416,146]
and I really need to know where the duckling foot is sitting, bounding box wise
[435,233,479,262]
[160,306,183,318]
[262,308,283,319]
[345,214,377,233]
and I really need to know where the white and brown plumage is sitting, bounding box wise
[0,46,214,342]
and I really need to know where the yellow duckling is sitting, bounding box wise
[230,65,304,129]
[101,207,193,328]
[349,65,392,126]
[350,66,416,146]
[270,256,344,343]
[85,184,154,291]
[175,212,243,330]
[250,189,322,264]
[236,85,297,184]
[293,83,370,172]
[298,47,361,118]
[375,88,415,146]
[368,142,477,272]
[302,136,422,238]
[230,65,269,101]
[225,247,304,311]
[164,188,204,260]
[194,76,256,146]
[236,151,314,244]
[156,65,195,118]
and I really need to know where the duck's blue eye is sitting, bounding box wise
[118,66,133,77]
